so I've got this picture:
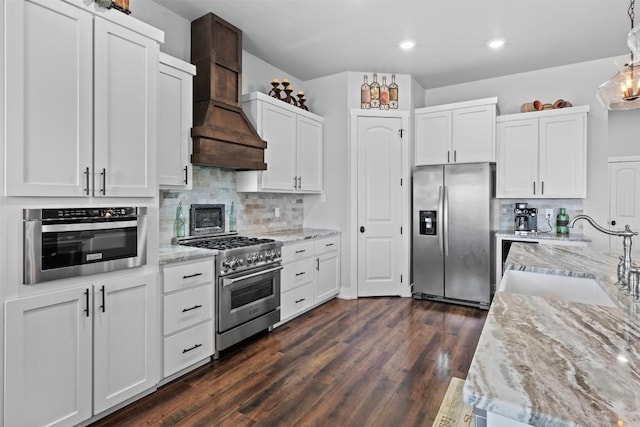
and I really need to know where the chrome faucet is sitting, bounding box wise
[570,214,639,292]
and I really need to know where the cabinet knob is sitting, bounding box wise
[612,220,617,226]
[360,226,365,233]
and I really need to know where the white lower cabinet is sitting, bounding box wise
[161,257,215,379]
[4,273,158,427]
[278,235,341,325]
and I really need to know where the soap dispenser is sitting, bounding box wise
[556,208,570,234]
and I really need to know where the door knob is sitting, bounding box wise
[611,220,617,226]
[360,226,365,233]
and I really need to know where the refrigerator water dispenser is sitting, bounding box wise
[419,210,437,235]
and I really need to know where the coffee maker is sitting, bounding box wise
[514,203,537,234]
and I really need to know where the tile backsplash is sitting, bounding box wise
[498,199,584,233]
[159,166,303,245]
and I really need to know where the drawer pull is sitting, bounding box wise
[295,249,307,254]
[295,272,306,277]
[182,272,203,279]
[325,243,334,247]
[182,343,202,353]
[182,304,203,313]
[295,298,306,303]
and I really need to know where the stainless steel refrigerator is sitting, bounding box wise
[412,163,495,309]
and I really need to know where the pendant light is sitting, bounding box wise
[596,0,640,110]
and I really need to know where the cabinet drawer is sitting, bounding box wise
[281,283,314,320]
[163,321,213,378]
[163,258,214,293]
[163,284,213,336]
[281,258,314,293]
[282,241,314,262]
[313,236,340,255]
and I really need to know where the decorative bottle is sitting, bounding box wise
[556,208,570,234]
[370,73,380,108]
[229,202,237,232]
[360,75,371,109]
[174,201,185,238]
[389,74,399,109]
[380,76,390,110]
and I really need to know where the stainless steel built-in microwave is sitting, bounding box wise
[23,207,147,284]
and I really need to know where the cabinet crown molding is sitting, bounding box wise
[497,105,590,122]
[416,97,498,114]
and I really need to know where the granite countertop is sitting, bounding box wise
[495,229,591,243]
[464,243,640,426]
[253,228,341,244]
[158,229,340,264]
[159,244,217,264]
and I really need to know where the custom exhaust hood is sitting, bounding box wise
[191,13,267,170]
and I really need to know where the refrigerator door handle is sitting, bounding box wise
[438,186,445,256]
[443,185,449,256]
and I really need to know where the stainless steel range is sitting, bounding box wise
[178,233,283,355]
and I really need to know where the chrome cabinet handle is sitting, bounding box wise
[84,167,90,195]
[182,304,202,313]
[533,181,536,195]
[182,272,203,279]
[541,181,544,195]
[453,150,457,162]
[293,176,298,189]
[182,343,202,353]
[447,150,450,163]
[184,165,188,185]
[316,258,320,271]
[298,176,302,189]
[100,168,106,195]
[100,285,106,313]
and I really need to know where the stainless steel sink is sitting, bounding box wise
[499,270,617,307]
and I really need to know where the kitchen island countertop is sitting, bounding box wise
[464,242,640,426]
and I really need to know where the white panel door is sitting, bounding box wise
[260,103,297,191]
[93,274,158,414]
[452,104,495,163]
[609,161,640,250]
[158,60,192,189]
[5,0,93,196]
[5,287,92,427]
[497,120,539,198]
[415,111,451,165]
[296,115,323,192]
[357,117,403,296]
[94,17,158,197]
[539,114,586,197]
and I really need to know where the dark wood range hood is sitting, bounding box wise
[191,13,267,170]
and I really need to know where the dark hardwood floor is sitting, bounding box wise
[92,297,487,427]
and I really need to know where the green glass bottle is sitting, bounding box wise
[556,208,570,234]
[229,202,237,232]
[174,201,185,238]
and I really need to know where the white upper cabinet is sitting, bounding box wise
[5,0,163,197]
[415,97,497,166]
[5,0,93,197]
[158,53,196,190]
[237,92,324,193]
[497,106,588,198]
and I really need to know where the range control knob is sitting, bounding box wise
[259,254,264,261]
[237,258,244,266]
[276,250,281,258]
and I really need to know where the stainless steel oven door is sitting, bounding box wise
[218,265,282,333]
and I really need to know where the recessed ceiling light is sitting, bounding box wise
[487,38,505,49]
[399,40,415,50]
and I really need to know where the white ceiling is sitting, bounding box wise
[152,0,633,89]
